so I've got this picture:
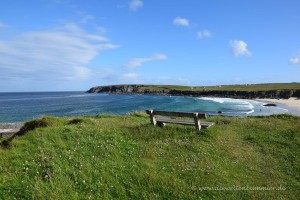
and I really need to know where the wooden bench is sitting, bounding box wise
[145,110,214,131]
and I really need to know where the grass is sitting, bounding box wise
[194,82,300,91]
[0,114,300,199]
[115,83,300,92]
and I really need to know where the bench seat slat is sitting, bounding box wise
[146,110,206,119]
[157,117,214,128]
[157,117,195,126]
[153,110,195,118]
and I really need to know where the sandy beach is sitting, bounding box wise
[256,97,300,108]
[256,97,300,116]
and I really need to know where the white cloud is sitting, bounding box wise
[62,23,109,41]
[173,17,190,27]
[0,23,118,81]
[124,53,167,68]
[230,40,251,57]
[129,0,143,11]
[197,29,211,39]
[290,57,300,65]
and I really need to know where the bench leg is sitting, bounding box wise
[194,114,201,131]
[149,110,157,126]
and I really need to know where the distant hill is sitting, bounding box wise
[87,83,300,99]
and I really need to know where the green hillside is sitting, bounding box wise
[195,82,300,91]
[90,83,300,92]
[1,114,300,199]
[87,83,300,99]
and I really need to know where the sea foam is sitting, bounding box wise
[198,97,254,115]
[199,97,225,103]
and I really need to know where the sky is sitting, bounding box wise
[0,0,300,92]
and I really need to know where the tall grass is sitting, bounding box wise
[1,114,299,199]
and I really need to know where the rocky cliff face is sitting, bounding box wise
[168,89,298,99]
[87,85,140,93]
[87,85,300,99]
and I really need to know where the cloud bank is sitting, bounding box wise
[230,40,251,57]
[0,23,118,81]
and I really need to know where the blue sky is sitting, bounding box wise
[0,0,300,92]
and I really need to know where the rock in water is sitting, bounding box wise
[263,103,277,107]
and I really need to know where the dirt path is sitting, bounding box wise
[0,123,24,137]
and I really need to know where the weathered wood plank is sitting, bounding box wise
[146,110,207,119]
[157,117,195,126]
[156,117,214,128]
[146,109,214,130]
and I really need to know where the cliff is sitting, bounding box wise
[87,84,300,99]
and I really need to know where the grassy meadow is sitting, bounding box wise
[1,113,300,199]
[130,82,300,92]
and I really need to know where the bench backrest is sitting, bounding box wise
[146,110,207,119]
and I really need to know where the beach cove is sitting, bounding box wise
[0,91,294,123]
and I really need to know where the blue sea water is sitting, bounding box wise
[0,92,288,122]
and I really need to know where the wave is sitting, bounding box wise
[245,109,255,114]
[197,97,255,115]
[199,97,224,103]
[198,97,254,108]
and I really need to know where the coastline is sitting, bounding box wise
[1,96,299,129]
[256,97,300,116]
[87,84,300,100]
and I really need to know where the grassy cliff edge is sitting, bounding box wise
[87,83,300,99]
[1,114,299,199]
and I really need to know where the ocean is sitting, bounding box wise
[0,92,288,122]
